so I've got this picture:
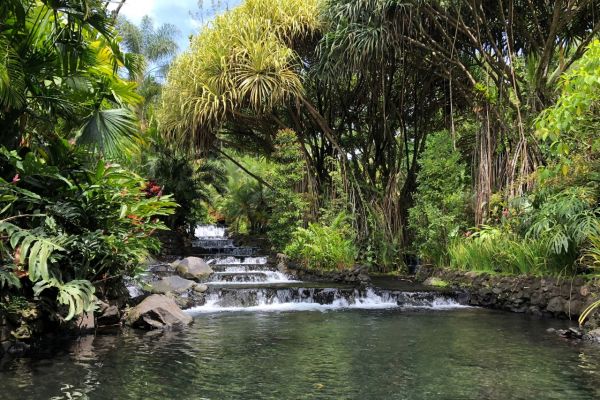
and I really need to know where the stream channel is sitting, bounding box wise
[1,226,600,399]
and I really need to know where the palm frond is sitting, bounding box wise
[77,108,141,157]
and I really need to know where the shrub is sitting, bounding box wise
[0,141,176,327]
[448,226,555,275]
[409,131,469,266]
[284,213,357,270]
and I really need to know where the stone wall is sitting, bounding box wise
[416,266,600,321]
[275,254,371,286]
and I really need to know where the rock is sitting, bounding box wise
[546,296,566,315]
[193,283,208,293]
[583,328,600,343]
[558,327,584,339]
[173,257,213,281]
[97,304,120,326]
[528,306,543,317]
[7,341,30,355]
[125,294,192,330]
[565,300,584,316]
[276,253,289,273]
[150,275,196,294]
[76,311,95,332]
[464,271,479,279]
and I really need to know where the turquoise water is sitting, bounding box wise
[1,308,599,399]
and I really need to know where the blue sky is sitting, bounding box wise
[116,0,242,53]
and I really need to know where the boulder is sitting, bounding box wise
[76,311,95,332]
[193,283,209,293]
[96,302,121,327]
[150,275,195,294]
[172,257,213,281]
[125,294,192,330]
[546,296,566,315]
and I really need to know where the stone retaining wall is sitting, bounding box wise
[416,266,600,323]
[275,254,371,285]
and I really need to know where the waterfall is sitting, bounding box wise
[184,224,468,314]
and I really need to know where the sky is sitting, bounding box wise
[115,0,242,54]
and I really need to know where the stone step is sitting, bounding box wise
[209,264,274,272]
[211,272,270,282]
[205,281,354,290]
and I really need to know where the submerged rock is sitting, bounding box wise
[125,294,192,330]
[151,275,196,294]
[173,257,213,281]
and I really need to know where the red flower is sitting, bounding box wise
[11,174,20,184]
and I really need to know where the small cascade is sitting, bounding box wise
[191,225,256,256]
[210,271,298,284]
[186,224,469,314]
[187,288,467,313]
[194,225,226,238]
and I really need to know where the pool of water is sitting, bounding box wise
[1,308,599,399]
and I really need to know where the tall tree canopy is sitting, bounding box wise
[160,0,600,267]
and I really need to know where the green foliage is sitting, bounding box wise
[265,129,308,249]
[409,131,469,266]
[0,141,176,322]
[0,0,144,154]
[160,0,319,145]
[146,146,227,230]
[536,39,600,175]
[448,226,556,275]
[218,129,308,248]
[222,177,269,234]
[525,187,600,257]
[285,212,357,271]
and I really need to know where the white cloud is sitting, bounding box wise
[118,0,158,23]
[110,0,241,52]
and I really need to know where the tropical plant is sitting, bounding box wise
[285,212,357,271]
[117,15,179,127]
[448,226,558,276]
[409,131,469,266]
[264,129,309,249]
[146,146,227,231]
[525,187,600,262]
[0,141,176,327]
[0,0,143,155]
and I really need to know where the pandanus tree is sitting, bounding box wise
[160,0,600,269]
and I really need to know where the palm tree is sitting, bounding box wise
[0,0,143,156]
[117,16,179,128]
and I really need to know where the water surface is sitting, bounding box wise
[1,308,599,399]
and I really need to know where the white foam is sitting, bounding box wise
[185,289,469,314]
[194,225,226,238]
[209,271,299,284]
[212,256,268,265]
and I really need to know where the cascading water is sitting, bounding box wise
[185,225,469,314]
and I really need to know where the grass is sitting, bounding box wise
[448,229,570,276]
